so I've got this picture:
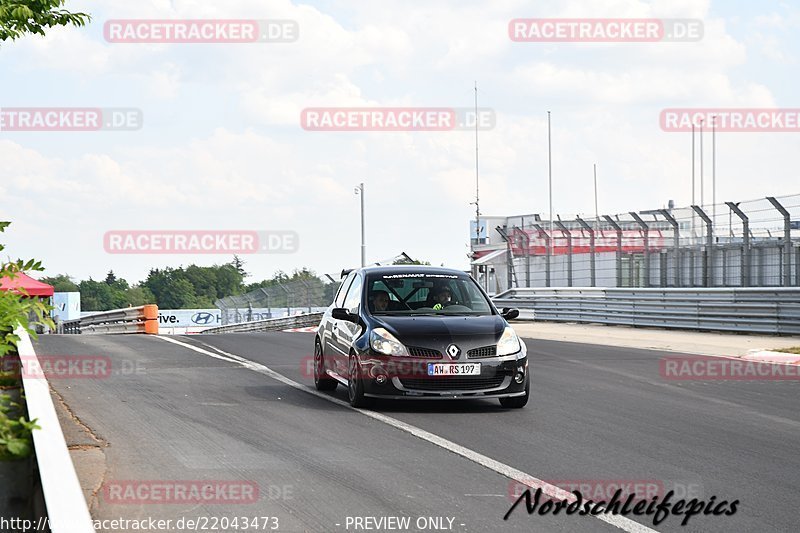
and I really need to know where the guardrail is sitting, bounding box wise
[494,287,800,335]
[201,312,323,334]
[15,327,96,533]
[61,304,158,335]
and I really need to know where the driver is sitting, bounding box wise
[371,290,390,312]
[432,286,453,310]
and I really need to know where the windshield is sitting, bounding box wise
[365,272,493,316]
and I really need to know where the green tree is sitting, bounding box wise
[79,279,126,311]
[40,273,78,292]
[231,255,247,279]
[104,270,129,291]
[182,265,217,303]
[157,278,198,309]
[124,285,155,307]
[213,264,244,299]
[0,0,90,41]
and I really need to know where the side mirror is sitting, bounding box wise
[501,307,520,321]
[332,307,356,322]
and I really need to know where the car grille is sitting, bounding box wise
[399,374,506,391]
[407,346,442,359]
[467,345,497,359]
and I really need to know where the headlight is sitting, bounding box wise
[370,328,409,356]
[497,326,521,357]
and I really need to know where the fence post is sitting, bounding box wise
[629,212,650,287]
[659,209,681,287]
[767,196,792,287]
[516,229,531,287]
[259,288,272,317]
[726,202,750,287]
[603,216,623,287]
[276,282,291,314]
[554,220,572,287]
[691,206,713,287]
[533,223,551,287]
[576,216,596,287]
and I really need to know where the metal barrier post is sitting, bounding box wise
[603,216,623,287]
[576,216,596,287]
[727,202,750,287]
[767,196,792,287]
[629,212,650,287]
[691,206,713,287]
[554,220,572,287]
[659,209,681,287]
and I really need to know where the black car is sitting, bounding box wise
[314,266,529,408]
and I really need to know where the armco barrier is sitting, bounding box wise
[15,326,96,533]
[61,304,158,334]
[201,312,323,334]
[493,287,800,335]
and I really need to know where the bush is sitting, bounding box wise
[0,221,53,461]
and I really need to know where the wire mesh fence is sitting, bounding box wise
[215,278,340,325]
[491,194,800,290]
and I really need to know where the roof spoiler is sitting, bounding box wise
[340,268,354,279]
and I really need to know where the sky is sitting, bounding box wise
[2,0,799,285]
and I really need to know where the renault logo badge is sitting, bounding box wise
[446,344,461,360]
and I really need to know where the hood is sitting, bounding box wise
[373,314,505,349]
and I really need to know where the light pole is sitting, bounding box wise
[712,115,716,233]
[547,111,553,242]
[354,183,366,267]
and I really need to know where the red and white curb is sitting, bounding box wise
[282,326,319,333]
[743,350,800,365]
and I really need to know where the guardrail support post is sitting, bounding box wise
[767,196,792,287]
[629,212,650,287]
[554,221,573,287]
[576,216,596,287]
[727,202,750,287]
[603,215,623,287]
[533,223,551,287]
[659,209,681,287]
[691,206,713,287]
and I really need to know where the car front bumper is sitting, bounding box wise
[358,353,529,399]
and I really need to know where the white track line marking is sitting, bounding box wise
[153,335,659,533]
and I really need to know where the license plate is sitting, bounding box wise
[427,363,481,376]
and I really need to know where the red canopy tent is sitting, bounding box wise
[0,272,55,297]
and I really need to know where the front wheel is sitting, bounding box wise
[347,354,371,408]
[314,340,337,391]
[499,378,529,409]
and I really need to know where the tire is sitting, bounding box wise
[347,354,371,408]
[314,340,337,391]
[499,378,529,409]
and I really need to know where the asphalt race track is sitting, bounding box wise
[35,332,800,533]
